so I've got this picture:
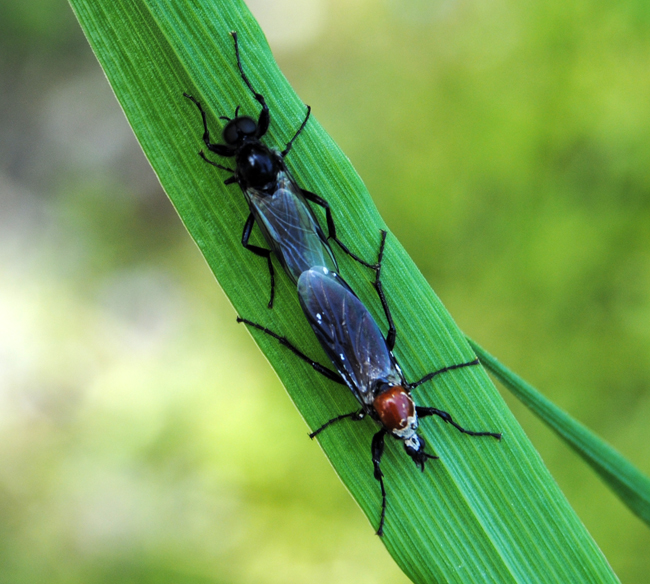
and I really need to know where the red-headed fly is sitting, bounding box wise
[238,232,501,535]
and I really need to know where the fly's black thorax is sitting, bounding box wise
[236,142,282,192]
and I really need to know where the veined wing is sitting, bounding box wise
[297,267,399,405]
[249,172,337,283]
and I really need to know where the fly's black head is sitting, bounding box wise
[403,434,437,471]
[222,115,258,146]
[236,142,281,190]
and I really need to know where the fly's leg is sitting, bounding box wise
[300,189,380,270]
[372,230,397,350]
[183,93,235,157]
[409,358,481,389]
[309,410,365,438]
[242,214,276,308]
[236,317,344,385]
[231,31,309,157]
[282,105,311,157]
[231,31,270,138]
[373,232,479,375]
[371,429,388,536]
[198,150,234,173]
[416,407,502,440]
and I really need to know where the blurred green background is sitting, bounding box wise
[1,0,649,582]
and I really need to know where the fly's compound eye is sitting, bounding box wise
[223,116,258,145]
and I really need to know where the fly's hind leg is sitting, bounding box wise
[236,317,344,385]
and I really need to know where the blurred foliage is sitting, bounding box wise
[0,0,649,582]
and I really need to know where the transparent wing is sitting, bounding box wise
[298,268,399,405]
[249,172,337,283]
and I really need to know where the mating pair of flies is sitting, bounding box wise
[184,32,501,536]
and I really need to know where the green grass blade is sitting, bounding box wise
[469,337,650,525]
[68,0,619,581]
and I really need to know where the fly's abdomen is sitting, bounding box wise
[297,266,399,405]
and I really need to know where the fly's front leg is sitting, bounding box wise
[309,410,365,439]
[230,32,270,137]
[241,214,276,308]
[183,93,235,157]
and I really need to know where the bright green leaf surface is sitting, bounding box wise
[68,0,619,581]
[470,337,650,526]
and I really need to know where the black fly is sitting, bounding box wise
[237,232,501,536]
[184,32,376,308]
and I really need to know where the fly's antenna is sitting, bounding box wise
[219,106,240,123]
